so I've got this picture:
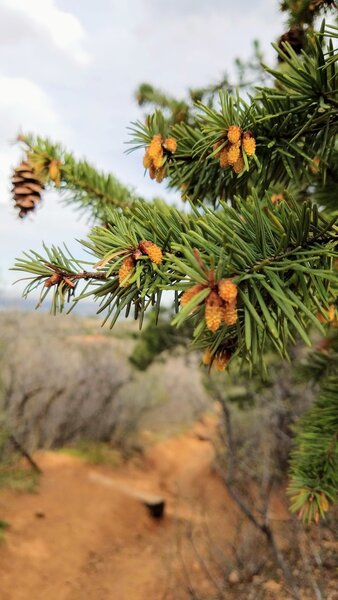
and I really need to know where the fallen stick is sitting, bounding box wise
[88,471,165,519]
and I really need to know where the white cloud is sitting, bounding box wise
[1,0,91,65]
[135,3,281,93]
[0,75,60,132]
[0,74,67,206]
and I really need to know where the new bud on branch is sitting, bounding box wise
[139,240,163,265]
[143,134,177,183]
[205,291,224,333]
[218,279,238,303]
[179,273,238,338]
[180,284,205,306]
[118,256,135,287]
[214,125,256,175]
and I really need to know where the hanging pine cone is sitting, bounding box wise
[12,160,44,218]
[278,26,304,60]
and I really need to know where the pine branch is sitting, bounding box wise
[298,331,338,381]
[280,0,337,29]
[129,28,338,204]
[288,375,338,524]
[135,83,190,124]
[14,134,139,221]
[13,196,338,371]
[13,244,107,314]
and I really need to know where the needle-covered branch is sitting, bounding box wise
[288,375,338,524]
[280,0,336,28]
[13,196,338,372]
[13,244,107,314]
[12,134,139,221]
[129,25,338,205]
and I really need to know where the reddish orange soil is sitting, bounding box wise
[0,423,242,600]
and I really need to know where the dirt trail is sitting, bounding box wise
[0,421,239,600]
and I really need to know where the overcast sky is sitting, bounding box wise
[0,0,284,299]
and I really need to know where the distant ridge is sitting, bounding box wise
[0,292,100,317]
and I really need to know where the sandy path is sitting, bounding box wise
[0,425,238,600]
